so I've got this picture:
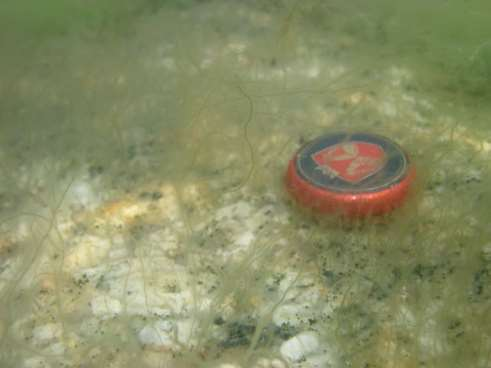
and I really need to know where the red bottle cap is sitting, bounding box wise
[285,132,415,218]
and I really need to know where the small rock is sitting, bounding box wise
[254,357,286,368]
[32,323,62,342]
[89,294,122,319]
[280,331,320,362]
[482,243,491,262]
[138,320,175,350]
[68,179,101,210]
[176,319,196,347]
[63,235,112,273]
[217,364,242,368]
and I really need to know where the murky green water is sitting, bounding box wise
[0,1,490,367]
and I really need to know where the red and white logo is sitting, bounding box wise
[312,141,386,183]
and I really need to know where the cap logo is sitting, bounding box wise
[311,141,386,183]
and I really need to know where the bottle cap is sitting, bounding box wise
[285,132,414,218]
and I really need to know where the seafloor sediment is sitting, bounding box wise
[0,2,490,368]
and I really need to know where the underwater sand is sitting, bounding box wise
[0,1,490,367]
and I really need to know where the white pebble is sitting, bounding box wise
[138,320,175,349]
[64,235,112,273]
[22,357,50,368]
[280,331,320,362]
[482,243,491,262]
[271,359,286,368]
[176,319,196,347]
[254,357,286,368]
[217,364,242,368]
[32,323,62,342]
[89,294,122,319]
[68,179,100,209]
[235,231,255,247]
